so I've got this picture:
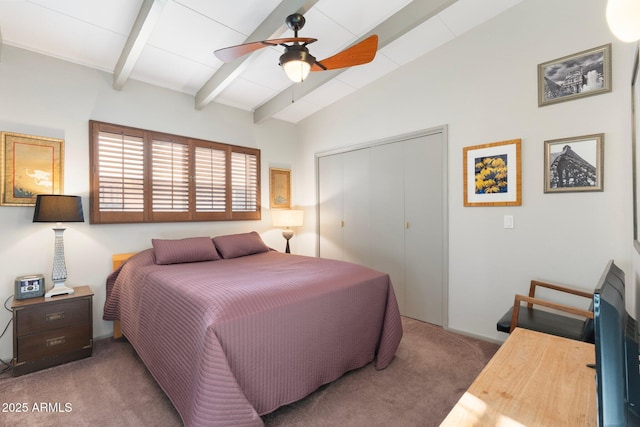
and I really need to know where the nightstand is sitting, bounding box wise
[12,286,93,376]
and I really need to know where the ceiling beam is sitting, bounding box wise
[194,0,319,110]
[113,0,168,91]
[253,0,459,123]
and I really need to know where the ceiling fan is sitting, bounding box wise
[214,13,379,83]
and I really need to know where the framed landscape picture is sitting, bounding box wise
[1,132,64,206]
[269,167,291,209]
[538,44,611,107]
[463,139,521,207]
[544,133,604,193]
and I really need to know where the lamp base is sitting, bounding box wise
[45,281,75,298]
[282,229,294,254]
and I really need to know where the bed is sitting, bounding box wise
[103,232,403,426]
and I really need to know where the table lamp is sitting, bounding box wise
[272,209,303,253]
[33,195,84,297]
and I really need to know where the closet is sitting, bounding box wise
[317,129,447,326]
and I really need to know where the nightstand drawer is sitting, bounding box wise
[14,298,90,336]
[16,323,91,363]
[12,286,94,376]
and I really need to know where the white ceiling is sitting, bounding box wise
[0,0,523,124]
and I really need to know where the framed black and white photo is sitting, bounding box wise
[538,44,611,107]
[544,134,604,193]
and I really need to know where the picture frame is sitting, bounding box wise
[631,46,640,253]
[1,132,64,206]
[538,44,611,107]
[269,167,291,209]
[463,139,521,207]
[543,133,603,193]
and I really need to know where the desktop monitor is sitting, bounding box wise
[593,260,640,427]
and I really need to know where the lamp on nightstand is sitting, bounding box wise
[272,209,303,254]
[33,194,84,297]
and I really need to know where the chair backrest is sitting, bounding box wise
[581,300,595,343]
[581,260,626,343]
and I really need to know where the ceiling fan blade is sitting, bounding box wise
[215,37,317,62]
[311,35,378,71]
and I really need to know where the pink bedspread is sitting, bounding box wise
[103,249,402,426]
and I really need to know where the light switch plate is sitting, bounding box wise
[504,215,514,229]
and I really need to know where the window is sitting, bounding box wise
[89,121,260,224]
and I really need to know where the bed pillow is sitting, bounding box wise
[213,231,269,259]
[152,236,221,265]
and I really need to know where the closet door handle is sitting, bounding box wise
[340,221,345,227]
[404,221,409,229]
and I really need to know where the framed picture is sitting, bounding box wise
[269,167,291,209]
[544,133,603,193]
[1,132,64,206]
[632,46,640,253]
[538,44,611,107]
[463,139,521,207]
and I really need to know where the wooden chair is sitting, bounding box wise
[496,280,595,343]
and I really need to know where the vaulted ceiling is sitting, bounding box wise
[0,0,523,124]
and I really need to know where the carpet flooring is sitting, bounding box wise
[0,317,498,426]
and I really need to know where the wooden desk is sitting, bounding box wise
[440,328,596,426]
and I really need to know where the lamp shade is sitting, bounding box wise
[33,195,84,223]
[282,60,311,83]
[606,0,640,42]
[279,46,315,83]
[272,209,304,227]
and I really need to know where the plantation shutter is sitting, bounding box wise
[231,151,258,212]
[89,120,260,223]
[195,145,226,212]
[91,124,145,223]
[151,138,189,217]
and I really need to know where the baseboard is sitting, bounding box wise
[443,326,505,345]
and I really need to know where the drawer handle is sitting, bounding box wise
[45,311,65,322]
[46,336,66,347]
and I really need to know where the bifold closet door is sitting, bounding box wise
[403,133,444,326]
[341,149,370,267]
[319,132,445,326]
[370,143,406,314]
[369,133,444,325]
[318,148,370,266]
[318,153,343,261]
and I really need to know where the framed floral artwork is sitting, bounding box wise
[463,139,521,207]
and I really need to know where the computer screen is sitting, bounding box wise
[593,260,640,427]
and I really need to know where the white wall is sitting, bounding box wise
[0,46,299,361]
[296,0,637,341]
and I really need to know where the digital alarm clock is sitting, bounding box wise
[15,274,45,300]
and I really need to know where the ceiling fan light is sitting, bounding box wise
[280,47,315,83]
[606,0,640,42]
[283,60,311,82]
